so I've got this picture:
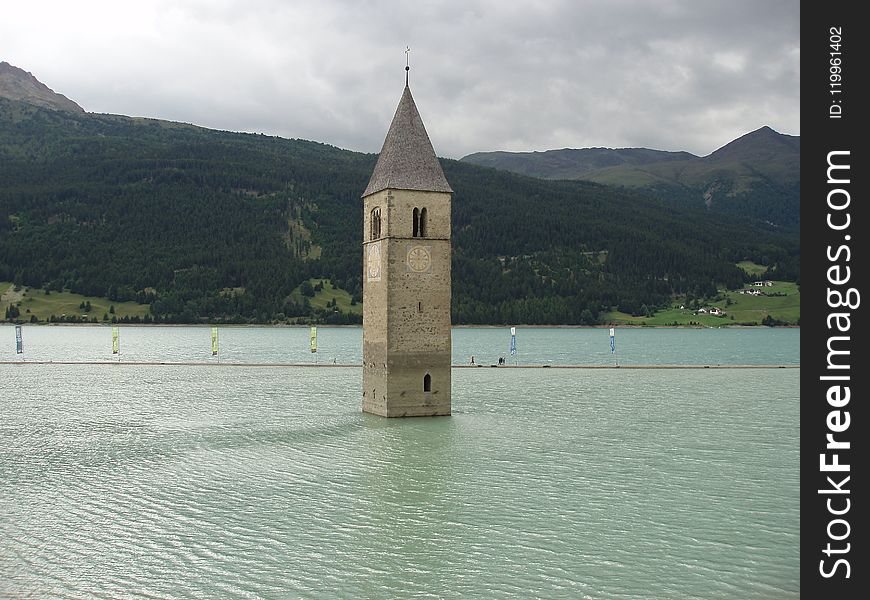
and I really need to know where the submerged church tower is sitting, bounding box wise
[361,69,452,417]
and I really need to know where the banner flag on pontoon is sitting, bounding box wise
[310,326,317,353]
[112,326,119,354]
[610,328,615,354]
[211,327,219,356]
[510,326,517,356]
[15,325,23,354]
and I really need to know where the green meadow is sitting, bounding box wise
[290,279,362,316]
[605,281,800,326]
[1,282,151,323]
[736,260,769,276]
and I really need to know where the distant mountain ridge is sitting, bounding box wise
[0,61,84,113]
[461,126,800,227]
[1,64,800,325]
[462,147,697,180]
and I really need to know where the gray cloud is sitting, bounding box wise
[2,0,799,158]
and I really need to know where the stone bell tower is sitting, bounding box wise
[361,68,452,417]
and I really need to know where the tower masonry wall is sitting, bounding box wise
[362,187,452,417]
[363,189,451,241]
[387,189,451,240]
[386,237,451,354]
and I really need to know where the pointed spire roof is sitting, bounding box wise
[363,84,452,197]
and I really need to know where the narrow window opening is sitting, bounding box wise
[370,207,381,240]
[423,373,432,392]
[419,207,427,238]
[412,207,419,237]
[418,301,422,313]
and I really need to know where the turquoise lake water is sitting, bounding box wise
[0,327,799,598]
[0,325,799,365]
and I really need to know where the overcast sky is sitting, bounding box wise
[2,0,799,159]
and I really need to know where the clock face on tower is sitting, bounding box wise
[367,242,381,281]
[406,245,431,273]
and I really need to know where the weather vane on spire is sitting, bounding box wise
[405,46,411,85]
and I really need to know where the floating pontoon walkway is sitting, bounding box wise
[1,361,798,369]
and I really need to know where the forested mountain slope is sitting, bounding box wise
[0,98,799,324]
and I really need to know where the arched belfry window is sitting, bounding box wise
[412,207,419,237]
[423,373,432,392]
[371,207,381,240]
[419,208,427,238]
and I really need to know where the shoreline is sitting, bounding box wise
[0,322,799,329]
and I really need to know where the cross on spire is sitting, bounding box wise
[405,46,410,85]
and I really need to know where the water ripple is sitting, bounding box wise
[1,364,798,599]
